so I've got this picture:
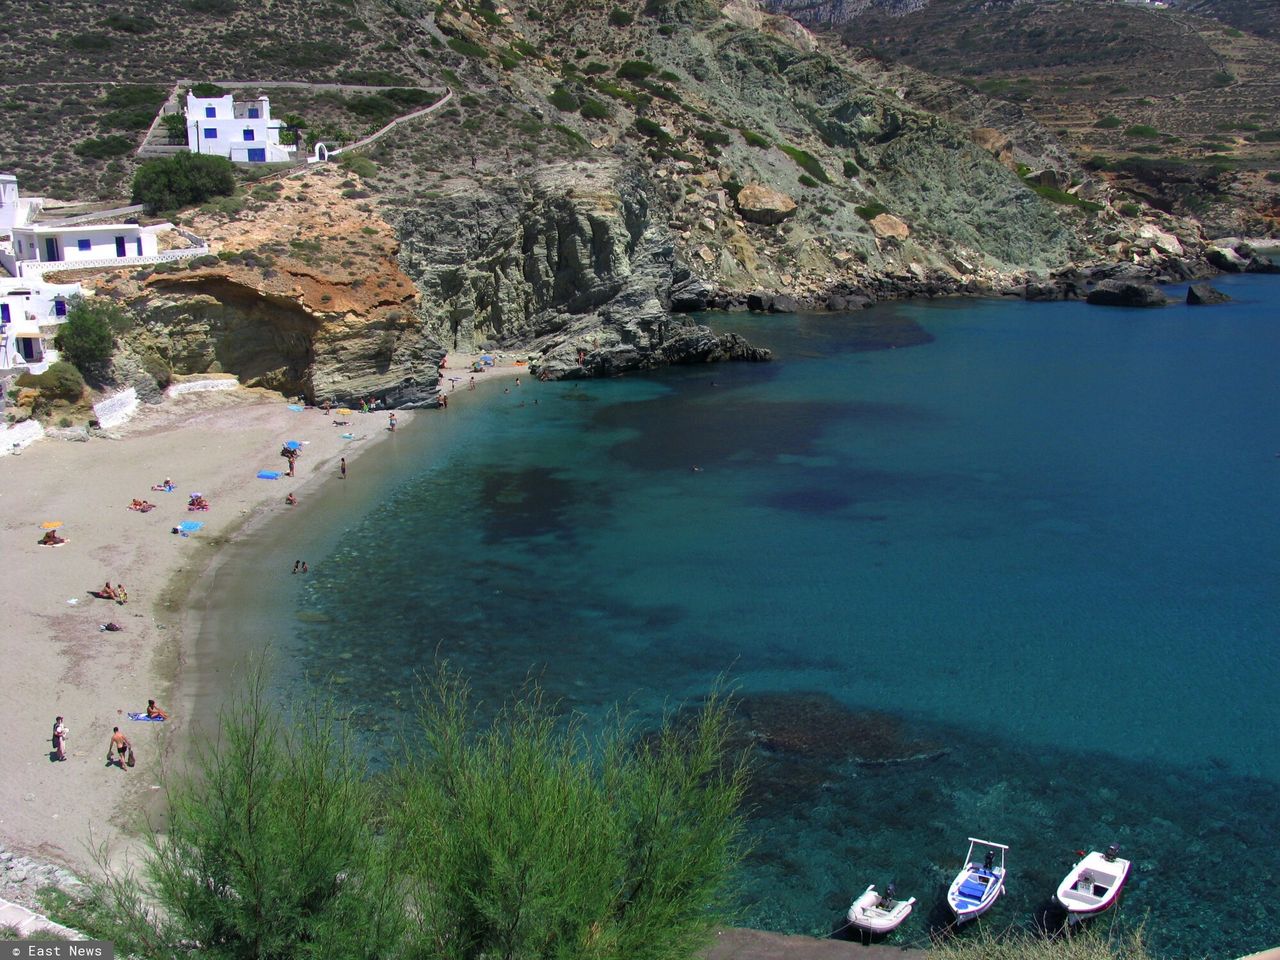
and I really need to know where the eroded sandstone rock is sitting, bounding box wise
[735,184,798,225]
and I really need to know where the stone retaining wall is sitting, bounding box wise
[166,378,239,397]
[92,387,138,429]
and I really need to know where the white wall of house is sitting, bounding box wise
[11,224,160,265]
[0,278,82,374]
[185,93,294,163]
[0,172,42,232]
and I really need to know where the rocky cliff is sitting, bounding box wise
[396,159,769,379]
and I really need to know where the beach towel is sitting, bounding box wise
[127,713,165,722]
[287,404,305,411]
[341,433,355,440]
[284,440,302,450]
[257,470,281,480]
[178,521,204,533]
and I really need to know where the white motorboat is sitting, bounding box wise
[1055,845,1131,920]
[847,883,916,935]
[946,837,1008,923]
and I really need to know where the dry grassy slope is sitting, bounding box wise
[817,0,1280,233]
[0,0,441,200]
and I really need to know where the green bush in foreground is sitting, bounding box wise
[15,361,85,402]
[65,666,749,960]
[931,925,1153,960]
[54,297,130,376]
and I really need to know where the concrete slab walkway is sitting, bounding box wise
[0,897,80,940]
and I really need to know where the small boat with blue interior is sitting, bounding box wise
[946,837,1008,923]
[1054,845,1130,921]
[847,882,916,935]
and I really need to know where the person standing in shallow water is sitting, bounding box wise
[340,457,347,480]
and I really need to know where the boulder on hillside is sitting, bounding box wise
[768,294,799,313]
[1207,238,1280,274]
[736,184,797,225]
[1086,280,1168,308]
[825,294,870,311]
[1135,224,1184,258]
[1186,283,1231,305]
[668,267,715,312]
[869,213,910,240]
[970,127,1014,168]
[746,292,772,312]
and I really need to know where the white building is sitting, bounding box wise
[0,277,82,374]
[9,221,165,270]
[185,93,294,164]
[0,173,42,232]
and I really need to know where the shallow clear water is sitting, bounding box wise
[243,273,1279,956]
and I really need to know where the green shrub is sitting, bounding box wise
[1253,130,1280,143]
[160,114,188,143]
[1028,182,1104,212]
[842,159,859,178]
[448,36,488,58]
[797,174,819,188]
[554,124,590,147]
[101,12,156,33]
[695,127,731,147]
[592,79,645,106]
[1118,201,1141,217]
[16,361,85,402]
[617,59,657,81]
[54,298,129,375]
[338,153,378,178]
[657,70,681,83]
[608,7,634,26]
[186,0,235,12]
[779,144,831,184]
[634,117,671,142]
[68,32,113,52]
[189,82,225,98]
[584,61,610,75]
[1125,124,1160,139]
[1210,70,1234,87]
[1265,171,1280,184]
[738,128,771,148]
[74,135,133,159]
[1094,115,1123,129]
[132,153,235,213]
[60,664,748,960]
[579,97,611,120]
[930,926,1154,960]
[549,86,579,111]
[855,202,888,221]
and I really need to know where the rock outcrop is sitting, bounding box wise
[396,160,769,380]
[735,184,798,225]
[1206,238,1279,274]
[1186,283,1231,305]
[1086,280,1169,307]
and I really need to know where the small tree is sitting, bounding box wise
[54,296,128,376]
[131,152,236,214]
[159,113,187,144]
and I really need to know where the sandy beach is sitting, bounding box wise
[0,357,525,880]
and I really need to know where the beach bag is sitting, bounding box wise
[126,748,136,768]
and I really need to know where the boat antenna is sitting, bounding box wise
[1104,843,1121,862]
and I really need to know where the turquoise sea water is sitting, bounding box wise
[217,271,1280,956]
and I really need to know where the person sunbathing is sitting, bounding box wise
[39,530,67,545]
[145,699,168,720]
[98,581,117,600]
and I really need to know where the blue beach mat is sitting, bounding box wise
[127,713,165,722]
[257,470,281,480]
[178,520,204,533]
[287,404,305,411]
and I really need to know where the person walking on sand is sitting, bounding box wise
[107,727,131,770]
[52,717,68,761]
[340,457,347,480]
[388,412,397,432]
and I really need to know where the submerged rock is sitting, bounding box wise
[1186,283,1231,305]
[1086,280,1168,307]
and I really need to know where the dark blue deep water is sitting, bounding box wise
[236,272,1280,956]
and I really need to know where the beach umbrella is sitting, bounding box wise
[41,521,63,529]
[337,407,354,416]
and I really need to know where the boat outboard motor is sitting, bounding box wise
[878,883,896,909]
[1104,843,1121,862]
[983,850,995,872]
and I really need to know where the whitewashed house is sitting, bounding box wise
[0,173,42,232]
[10,221,166,270]
[0,277,82,374]
[185,93,294,164]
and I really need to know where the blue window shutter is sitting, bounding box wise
[136,238,143,255]
[1,304,9,323]
[205,106,216,118]
[206,127,217,139]
[78,238,92,251]
[55,300,67,316]
[244,128,254,141]
[248,108,259,118]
